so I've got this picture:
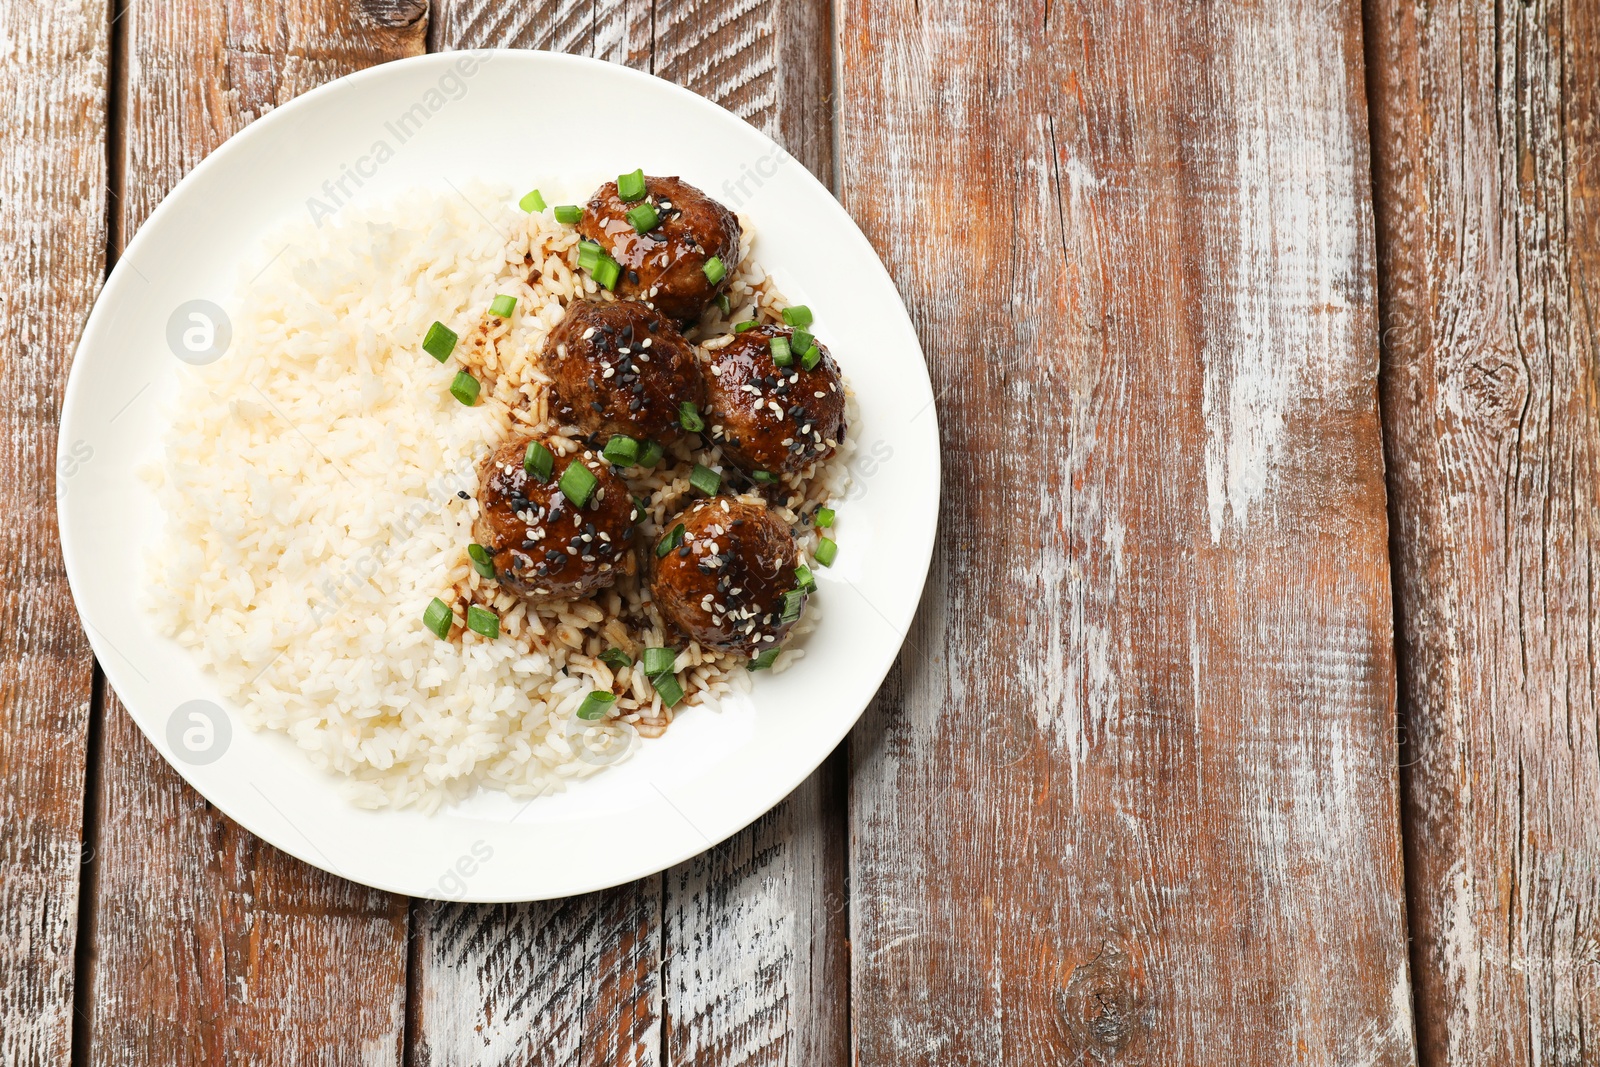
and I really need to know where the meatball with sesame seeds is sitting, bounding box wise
[543,300,707,446]
[473,435,638,601]
[702,323,847,478]
[648,496,804,656]
[578,176,740,323]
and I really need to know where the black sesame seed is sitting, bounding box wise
[457,491,469,500]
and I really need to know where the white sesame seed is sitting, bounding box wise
[582,327,595,340]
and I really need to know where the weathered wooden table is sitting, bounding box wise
[3,1,1596,1063]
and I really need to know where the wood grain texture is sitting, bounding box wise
[840,1,1416,1062]
[82,3,424,1064]
[415,4,844,1066]
[0,1,108,1063]
[1366,1,1600,1063]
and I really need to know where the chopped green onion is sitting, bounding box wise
[617,168,647,202]
[632,495,650,521]
[519,189,547,213]
[558,460,599,507]
[599,648,633,671]
[814,507,835,528]
[637,440,665,468]
[554,204,583,224]
[734,320,758,333]
[602,434,641,466]
[800,343,822,371]
[781,305,813,328]
[593,255,621,291]
[702,256,727,285]
[578,239,603,271]
[656,522,685,557]
[642,646,677,677]
[524,440,554,481]
[467,542,495,578]
[781,589,806,623]
[423,597,452,639]
[751,470,778,484]
[626,203,659,233]
[489,294,517,318]
[678,401,705,433]
[747,648,781,671]
[770,335,793,367]
[717,294,731,315]
[790,328,814,353]
[814,536,838,567]
[450,371,480,406]
[689,463,721,495]
[794,564,816,592]
[422,321,458,362]
[576,690,617,720]
[654,673,684,707]
[466,605,499,639]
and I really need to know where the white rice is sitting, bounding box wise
[145,184,855,811]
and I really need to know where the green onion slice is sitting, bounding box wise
[519,189,547,213]
[422,322,458,362]
[466,605,499,639]
[794,564,816,592]
[637,440,665,468]
[558,460,599,507]
[814,507,835,528]
[800,343,822,371]
[751,470,778,484]
[688,463,721,496]
[450,371,480,406]
[770,335,793,367]
[524,440,555,480]
[702,256,727,285]
[781,305,813,328]
[554,204,582,224]
[747,648,781,671]
[716,294,731,315]
[734,320,757,333]
[653,673,684,707]
[593,255,621,291]
[678,401,705,433]
[642,646,677,677]
[626,203,659,233]
[656,522,685,557]
[814,536,838,567]
[617,168,647,202]
[578,239,603,271]
[423,597,452,639]
[599,648,633,671]
[575,690,617,720]
[467,542,495,578]
[791,328,814,353]
[489,293,517,318]
[602,434,641,466]
[781,589,806,623]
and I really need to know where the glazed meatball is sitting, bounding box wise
[474,435,638,601]
[544,300,707,445]
[578,176,740,323]
[703,324,847,477]
[649,496,803,656]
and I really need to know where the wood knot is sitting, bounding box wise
[356,0,428,28]
[1057,942,1145,1054]
[1452,355,1527,427]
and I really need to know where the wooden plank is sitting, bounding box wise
[82,3,425,1064]
[0,1,108,1063]
[841,2,1416,1063]
[1366,0,1600,1062]
[415,5,845,1066]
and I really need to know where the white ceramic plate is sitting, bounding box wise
[59,51,937,901]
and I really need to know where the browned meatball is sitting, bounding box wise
[474,435,638,601]
[543,300,707,445]
[703,324,847,477]
[577,176,740,323]
[649,496,803,656]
